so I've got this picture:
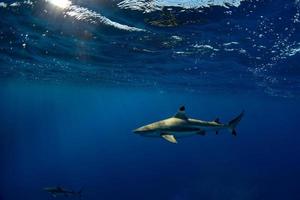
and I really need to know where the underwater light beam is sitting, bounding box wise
[47,0,72,9]
[45,0,145,32]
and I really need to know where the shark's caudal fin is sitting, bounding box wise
[228,111,244,136]
[77,187,83,199]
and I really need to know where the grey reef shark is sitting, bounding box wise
[134,106,244,143]
[44,186,83,199]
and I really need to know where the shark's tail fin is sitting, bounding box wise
[77,187,83,199]
[228,111,244,136]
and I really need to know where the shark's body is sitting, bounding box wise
[44,186,83,198]
[134,106,244,143]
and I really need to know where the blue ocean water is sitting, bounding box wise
[0,0,300,200]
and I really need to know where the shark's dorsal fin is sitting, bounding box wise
[161,134,178,143]
[214,118,221,124]
[57,186,63,191]
[174,106,188,120]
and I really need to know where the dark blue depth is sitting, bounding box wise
[0,0,300,199]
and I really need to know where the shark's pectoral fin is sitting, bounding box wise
[161,134,178,143]
[52,194,57,198]
[232,129,237,136]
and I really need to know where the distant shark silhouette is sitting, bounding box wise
[44,186,83,199]
[134,106,244,143]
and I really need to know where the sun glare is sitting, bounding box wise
[47,0,72,9]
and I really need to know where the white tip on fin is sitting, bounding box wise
[161,134,178,143]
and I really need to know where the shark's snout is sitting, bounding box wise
[43,187,51,191]
[133,125,154,134]
[133,129,139,133]
[133,127,145,134]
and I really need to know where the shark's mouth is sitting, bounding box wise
[139,132,161,137]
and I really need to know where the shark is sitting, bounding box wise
[133,106,244,143]
[44,186,83,198]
